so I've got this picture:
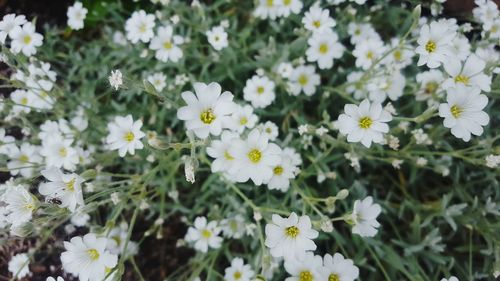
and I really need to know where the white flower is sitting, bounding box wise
[185,216,223,253]
[106,115,145,157]
[177,82,236,139]
[125,10,155,43]
[347,22,381,45]
[277,0,303,17]
[10,22,43,57]
[366,71,406,102]
[147,72,167,92]
[243,75,276,108]
[39,167,84,212]
[318,253,359,281]
[351,196,382,237]
[346,71,367,100]
[449,35,471,61]
[108,70,123,90]
[440,276,459,281]
[485,154,500,168]
[61,233,118,281]
[306,29,345,69]
[258,121,279,141]
[0,14,27,44]
[206,26,228,51]
[0,128,16,155]
[267,151,297,192]
[46,277,65,281]
[438,86,489,142]
[282,147,302,167]
[337,99,392,148]
[442,54,491,92]
[264,212,318,259]
[7,143,42,178]
[277,62,293,78]
[1,185,37,227]
[229,104,258,133]
[302,5,336,33]
[229,129,282,186]
[224,257,255,281]
[40,137,79,171]
[221,214,247,239]
[416,21,457,68]
[67,2,88,30]
[206,130,240,173]
[8,253,30,279]
[149,25,184,63]
[288,65,320,96]
[254,0,280,20]
[352,38,385,70]
[106,224,139,257]
[415,69,444,103]
[284,251,323,281]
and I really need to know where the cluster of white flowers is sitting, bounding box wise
[0,13,43,56]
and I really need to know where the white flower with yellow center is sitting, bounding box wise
[147,72,167,92]
[229,129,282,186]
[267,154,296,192]
[206,26,228,51]
[243,75,276,109]
[229,104,258,133]
[8,253,30,279]
[366,71,406,102]
[46,277,64,281]
[185,216,223,253]
[221,214,247,239]
[288,65,320,96]
[6,143,43,178]
[10,89,36,114]
[125,10,155,43]
[39,167,84,212]
[337,99,392,148]
[258,121,279,141]
[416,21,457,68]
[40,137,79,171]
[347,22,381,45]
[106,115,145,157]
[306,29,345,69]
[254,0,280,20]
[415,69,444,103]
[149,25,184,63]
[350,196,381,237]
[264,212,318,259]
[10,22,43,57]
[61,233,118,281]
[438,85,489,142]
[284,251,323,281]
[67,2,88,30]
[177,82,236,139]
[105,224,139,257]
[0,13,26,44]
[206,130,240,174]
[442,54,491,92]
[318,253,359,281]
[352,38,385,70]
[277,0,303,17]
[224,257,255,281]
[302,5,336,33]
[1,185,36,227]
[346,71,368,100]
[0,128,16,155]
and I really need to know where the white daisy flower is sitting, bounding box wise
[0,13,26,44]
[306,29,345,69]
[267,152,296,192]
[10,89,36,114]
[346,71,368,100]
[67,2,88,30]
[438,86,489,142]
[1,185,37,227]
[382,38,415,69]
[46,277,64,281]
[0,128,16,155]
[258,121,279,141]
[125,10,155,43]
[276,62,293,78]
[254,0,280,20]
[441,276,459,281]
[108,69,123,91]
[337,99,393,148]
[229,128,282,186]
[185,216,223,253]
[106,224,139,257]
[351,196,382,237]
[277,0,303,17]
[220,214,247,239]
[224,257,255,281]
[282,147,302,168]
[10,22,43,57]
[284,251,323,281]
[61,233,118,281]
[449,35,471,61]
[442,54,491,92]
[366,71,406,102]
[6,143,43,178]
[288,65,320,96]
[229,104,258,133]
[347,22,381,45]
[352,38,385,70]
[302,5,336,33]
[149,25,184,63]
[264,212,318,259]
[206,26,228,51]
[177,82,236,139]
[39,167,84,212]
[206,130,240,173]
[416,21,457,68]
[40,137,79,171]
[106,115,145,157]
[318,253,359,281]
[415,69,444,103]
[147,72,167,92]
[243,75,276,109]
[8,253,30,279]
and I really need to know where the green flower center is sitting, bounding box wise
[298,74,308,86]
[424,82,438,94]
[66,178,76,192]
[425,40,436,53]
[450,105,462,118]
[224,151,234,160]
[19,154,29,163]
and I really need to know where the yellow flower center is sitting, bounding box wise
[23,35,32,44]
[139,23,147,33]
[319,43,329,54]
[112,235,121,245]
[298,74,308,86]
[19,154,29,163]
[424,82,438,94]
[247,149,262,163]
[20,97,28,105]
[200,109,216,124]
[123,131,135,142]
[313,21,321,28]
[201,229,212,238]
[163,41,173,50]
[87,249,100,260]
[285,226,299,238]
[240,117,248,125]
[454,74,469,85]
[358,116,373,129]
[425,40,436,53]
[394,50,402,61]
[257,86,265,94]
[329,273,340,281]
[224,151,234,160]
[299,270,313,281]
[450,105,462,118]
[59,147,68,157]
[24,203,35,211]
[233,271,242,280]
[366,51,374,60]
[66,178,76,192]
[265,128,272,133]
[266,0,274,7]
[283,0,291,5]
[273,166,283,175]
[229,220,238,231]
